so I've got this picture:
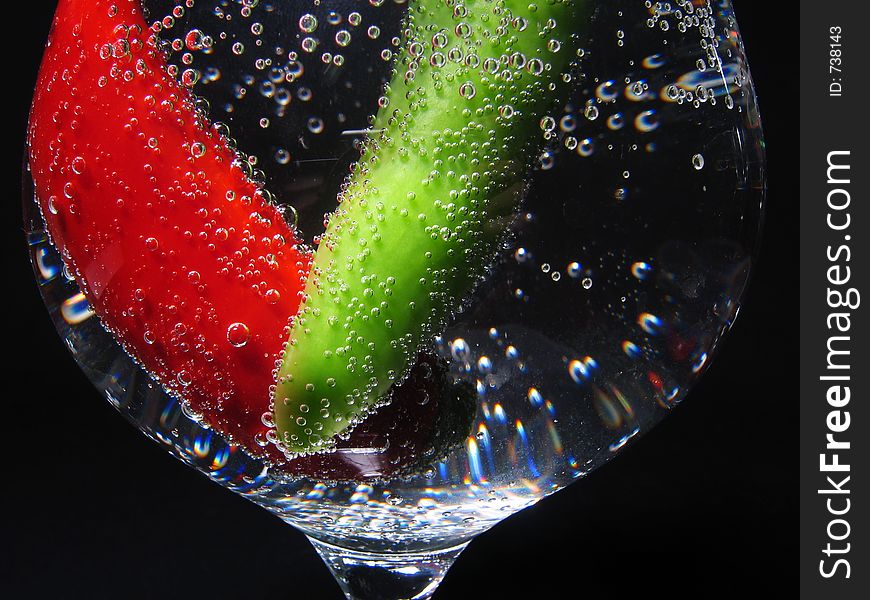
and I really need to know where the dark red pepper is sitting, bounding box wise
[28,0,311,457]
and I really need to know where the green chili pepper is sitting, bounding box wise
[275,0,588,454]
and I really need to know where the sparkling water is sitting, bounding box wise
[25,0,764,555]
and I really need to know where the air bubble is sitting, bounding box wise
[227,323,250,347]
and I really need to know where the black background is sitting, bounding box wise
[4,2,797,598]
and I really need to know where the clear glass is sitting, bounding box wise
[24,1,764,598]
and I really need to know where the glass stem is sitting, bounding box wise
[307,536,468,600]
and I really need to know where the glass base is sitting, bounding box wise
[308,537,469,600]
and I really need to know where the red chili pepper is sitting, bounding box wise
[28,0,311,457]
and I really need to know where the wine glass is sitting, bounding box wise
[24,1,764,598]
